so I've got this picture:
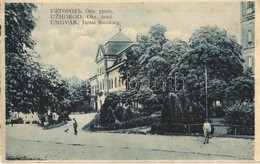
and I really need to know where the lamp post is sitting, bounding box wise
[175,72,178,91]
[205,66,208,120]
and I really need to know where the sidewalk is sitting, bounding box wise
[106,126,255,139]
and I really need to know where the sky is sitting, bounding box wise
[31,2,241,80]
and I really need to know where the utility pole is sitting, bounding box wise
[205,66,208,119]
[175,72,178,91]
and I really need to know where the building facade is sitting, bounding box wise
[89,30,137,110]
[241,1,255,70]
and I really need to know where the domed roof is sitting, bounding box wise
[108,31,132,42]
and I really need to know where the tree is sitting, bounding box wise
[120,24,188,108]
[184,26,243,82]
[225,70,254,102]
[161,93,183,124]
[5,3,37,115]
[178,26,244,106]
[99,93,119,124]
[135,86,159,109]
[5,4,71,122]
[69,80,90,113]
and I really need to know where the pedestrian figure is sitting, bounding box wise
[203,119,211,144]
[73,118,78,135]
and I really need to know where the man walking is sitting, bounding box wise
[73,118,78,135]
[203,119,211,144]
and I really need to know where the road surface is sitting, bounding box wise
[5,113,254,160]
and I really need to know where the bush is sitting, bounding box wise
[32,120,38,124]
[122,107,134,121]
[9,118,24,124]
[151,123,203,134]
[224,102,254,135]
[88,115,160,131]
[117,115,160,129]
[114,106,125,122]
[25,121,30,124]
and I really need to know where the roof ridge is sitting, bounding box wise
[107,31,132,43]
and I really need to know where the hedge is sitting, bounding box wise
[151,123,204,134]
[89,115,160,131]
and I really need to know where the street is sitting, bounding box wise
[6,113,254,160]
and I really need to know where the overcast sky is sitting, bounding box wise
[32,2,241,80]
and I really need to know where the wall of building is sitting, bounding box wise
[241,2,255,69]
[108,67,126,93]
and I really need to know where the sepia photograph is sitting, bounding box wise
[1,0,258,162]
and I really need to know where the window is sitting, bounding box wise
[115,77,117,87]
[249,56,252,67]
[247,2,254,9]
[246,2,254,14]
[119,78,121,87]
[248,30,252,44]
[111,79,113,89]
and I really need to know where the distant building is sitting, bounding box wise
[89,29,138,110]
[241,1,255,70]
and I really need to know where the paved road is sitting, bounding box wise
[5,113,254,160]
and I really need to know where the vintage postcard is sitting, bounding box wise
[0,0,259,163]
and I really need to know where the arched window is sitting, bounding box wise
[248,30,252,44]
[246,2,254,14]
[249,56,252,67]
[115,77,117,87]
[119,78,121,87]
[247,2,254,9]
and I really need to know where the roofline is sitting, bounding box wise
[105,40,133,45]
[95,45,105,63]
[89,75,97,81]
[106,60,126,73]
[116,42,138,56]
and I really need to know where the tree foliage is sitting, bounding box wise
[69,80,91,113]
[225,68,254,102]
[178,26,244,103]
[186,26,244,81]
[224,102,254,135]
[120,24,188,106]
[5,3,71,119]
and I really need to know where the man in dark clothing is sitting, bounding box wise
[73,118,78,135]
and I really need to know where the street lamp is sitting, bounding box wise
[205,66,208,120]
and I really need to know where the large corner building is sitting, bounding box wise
[241,1,255,70]
[89,30,137,110]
